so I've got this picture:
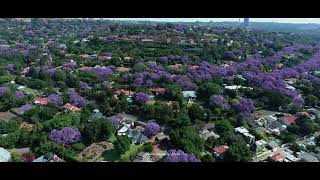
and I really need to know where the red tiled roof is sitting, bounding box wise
[115,89,132,96]
[79,66,93,71]
[213,145,229,155]
[63,103,81,112]
[34,97,48,106]
[279,115,297,125]
[152,88,165,94]
[271,153,284,162]
[116,67,130,72]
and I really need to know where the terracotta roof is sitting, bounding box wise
[97,56,112,61]
[279,115,297,125]
[79,66,93,71]
[34,97,48,106]
[115,89,132,96]
[63,103,81,112]
[152,87,166,94]
[271,153,284,162]
[116,67,130,72]
[213,145,229,155]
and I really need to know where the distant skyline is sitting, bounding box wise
[104,18,320,24]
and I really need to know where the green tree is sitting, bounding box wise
[224,142,253,162]
[215,120,234,135]
[114,136,131,155]
[83,119,115,144]
[53,69,66,81]
[197,82,223,100]
[188,104,205,122]
[169,127,204,156]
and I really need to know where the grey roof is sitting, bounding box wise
[267,141,280,149]
[182,91,196,98]
[268,121,286,131]
[0,147,11,162]
[128,129,148,144]
[298,152,319,162]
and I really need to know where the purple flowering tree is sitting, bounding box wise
[18,104,32,114]
[233,98,255,114]
[6,64,14,73]
[79,81,91,91]
[133,92,150,104]
[68,91,88,108]
[48,127,81,145]
[63,60,77,71]
[94,67,113,78]
[163,149,200,162]
[145,79,153,88]
[0,87,8,97]
[209,95,230,110]
[143,121,160,137]
[47,94,63,106]
[15,91,25,100]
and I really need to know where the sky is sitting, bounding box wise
[104,18,320,24]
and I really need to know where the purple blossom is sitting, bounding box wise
[15,91,25,100]
[209,95,230,110]
[79,81,91,91]
[110,115,122,128]
[0,87,8,97]
[47,94,63,106]
[145,79,153,87]
[133,92,150,104]
[6,64,14,73]
[45,67,57,77]
[233,98,255,114]
[94,67,113,78]
[143,121,160,138]
[18,104,32,112]
[68,91,88,108]
[164,149,200,162]
[133,78,144,87]
[63,60,77,71]
[48,127,81,145]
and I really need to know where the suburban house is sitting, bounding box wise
[199,129,220,141]
[133,152,153,162]
[79,66,93,71]
[267,140,280,151]
[33,154,64,162]
[114,89,133,97]
[63,103,81,112]
[267,121,287,135]
[255,139,268,154]
[115,67,130,73]
[117,124,132,136]
[0,147,11,162]
[213,145,229,157]
[278,115,297,126]
[297,152,319,162]
[269,153,284,162]
[182,91,197,102]
[151,87,166,95]
[155,132,170,143]
[235,126,255,144]
[127,129,149,144]
[33,96,48,106]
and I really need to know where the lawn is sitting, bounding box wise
[108,134,117,143]
[119,144,143,162]
[101,143,143,162]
